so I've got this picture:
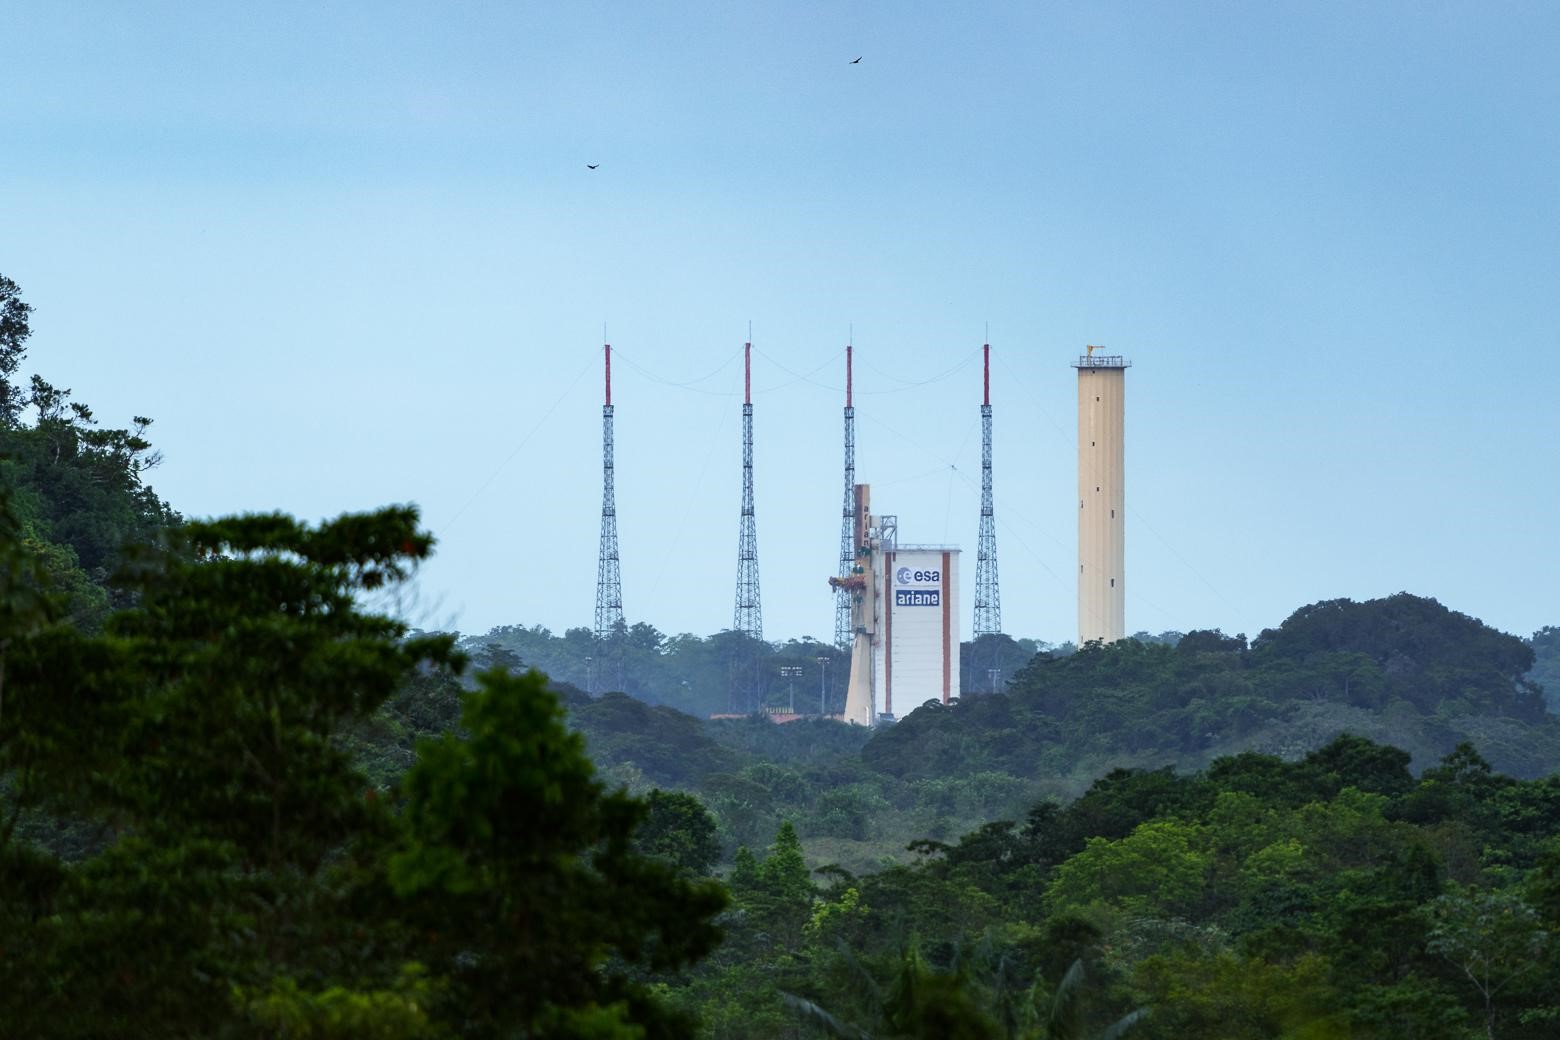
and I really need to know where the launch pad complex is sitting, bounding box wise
[593,340,1131,726]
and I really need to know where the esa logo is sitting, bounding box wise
[895,566,941,585]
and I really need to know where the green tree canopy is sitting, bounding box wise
[1,504,727,1037]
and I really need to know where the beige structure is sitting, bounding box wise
[831,485,878,726]
[1075,350,1128,643]
[842,628,876,726]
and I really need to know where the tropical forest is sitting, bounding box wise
[3,271,1560,1038]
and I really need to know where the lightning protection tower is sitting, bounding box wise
[594,342,624,642]
[834,344,856,649]
[1075,346,1128,644]
[973,342,1002,637]
[733,342,763,639]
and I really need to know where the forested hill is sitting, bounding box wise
[1532,624,1560,712]
[533,597,1560,1038]
[500,591,1560,886]
[0,275,178,630]
[475,593,1557,806]
[870,593,1558,786]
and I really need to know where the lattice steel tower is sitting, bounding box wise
[733,342,763,639]
[834,344,856,649]
[974,342,1002,636]
[594,342,624,640]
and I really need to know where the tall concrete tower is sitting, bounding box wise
[1074,348,1129,644]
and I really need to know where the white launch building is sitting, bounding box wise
[831,484,961,724]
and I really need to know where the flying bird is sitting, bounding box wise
[850,56,862,64]
[586,163,599,169]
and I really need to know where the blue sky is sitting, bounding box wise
[6,2,1558,646]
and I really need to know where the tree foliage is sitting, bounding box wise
[0,502,726,1037]
[391,667,727,1036]
[0,275,177,633]
[0,274,32,426]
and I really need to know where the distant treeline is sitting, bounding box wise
[461,621,1193,719]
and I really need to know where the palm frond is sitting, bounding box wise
[1097,1007,1147,1040]
[781,992,875,1040]
[1047,958,1087,1040]
[834,939,885,1006]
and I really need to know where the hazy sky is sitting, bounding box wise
[6,2,1558,646]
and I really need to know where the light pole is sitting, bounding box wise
[585,656,594,696]
[779,666,802,714]
[816,656,829,715]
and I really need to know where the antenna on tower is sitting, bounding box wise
[835,341,856,649]
[594,341,624,648]
[974,340,1002,638]
[734,340,762,640]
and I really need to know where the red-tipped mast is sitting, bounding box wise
[983,343,990,407]
[604,343,612,406]
[845,344,853,407]
[744,342,752,404]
